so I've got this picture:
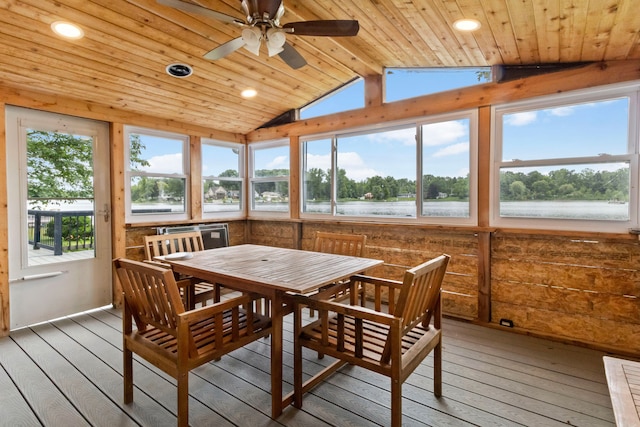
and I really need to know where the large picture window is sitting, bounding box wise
[302,137,333,214]
[301,111,476,223]
[202,139,244,218]
[124,126,189,223]
[493,85,639,231]
[421,117,475,219]
[249,140,290,215]
[336,126,417,218]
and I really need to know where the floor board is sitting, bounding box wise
[0,306,617,427]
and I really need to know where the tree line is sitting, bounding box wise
[25,131,629,205]
[124,166,632,204]
[304,168,469,201]
[500,167,628,201]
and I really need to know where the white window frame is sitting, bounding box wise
[332,122,419,222]
[300,133,336,219]
[418,110,478,226]
[201,138,245,220]
[124,126,190,223]
[299,110,478,225]
[248,139,290,218]
[491,83,640,232]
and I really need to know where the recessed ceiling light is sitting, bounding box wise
[51,21,84,39]
[453,18,481,32]
[241,88,258,98]
[166,63,193,78]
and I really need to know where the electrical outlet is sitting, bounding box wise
[499,318,514,327]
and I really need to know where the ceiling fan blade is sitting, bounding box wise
[283,20,360,37]
[278,42,306,69]
[203,37,246,60]
[157,0,245,26]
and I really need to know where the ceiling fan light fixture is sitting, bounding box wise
[162,0,358,69]
[242,27,262,56]
[453,18,481,32]
[266,29,286,57]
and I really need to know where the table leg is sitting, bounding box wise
[187,282,195,310]
[271,292,283,418]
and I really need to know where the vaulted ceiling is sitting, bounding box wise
[1,0,639,135]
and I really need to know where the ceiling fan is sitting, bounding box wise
[158,0,359,69]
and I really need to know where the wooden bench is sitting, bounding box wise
[604,356,640,426]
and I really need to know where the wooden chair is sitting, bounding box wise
[313,231,367,257]
[308,231,367,316]
[114,258,272,427]
[144,231,216,309]
[290,254,450,427]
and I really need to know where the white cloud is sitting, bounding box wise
[433,142,469,157]
[267,155,289,169]
[456,167,470,177]
[423,121,467,146]
[338,151,380,181]
[549,106,574,116]
[305,153,331,171]
[505,111,537,126]
[306,152,382,181]
[143,153,183,174]
[367,127,416,146]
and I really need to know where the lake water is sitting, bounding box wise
[305,200,629,220]
[39,199,630,221]
[499,200,628,220]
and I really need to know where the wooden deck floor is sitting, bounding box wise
[0,306,616,426]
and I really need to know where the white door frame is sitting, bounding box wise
[5,106,112,330]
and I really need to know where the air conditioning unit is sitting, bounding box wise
[157,223,229,249]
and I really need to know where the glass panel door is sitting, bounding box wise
[6,107,111,330]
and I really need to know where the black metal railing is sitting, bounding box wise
[28,210,94,255]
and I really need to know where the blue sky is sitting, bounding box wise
[135,69,629,181]
[297,68,486,180]
[302,121,471,181]
[134,136,241,177]
[501,98,629,161]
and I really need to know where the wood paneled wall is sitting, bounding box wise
[242,221,640,355]
[492,232,640,352]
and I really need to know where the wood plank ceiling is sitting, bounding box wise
[0,0,639,135]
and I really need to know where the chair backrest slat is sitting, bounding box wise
[381,254,450,363]
[115,258,186,336]
[313,231,366,257]
[144,231,205,260]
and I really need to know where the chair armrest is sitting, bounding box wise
[349,274,405,313]
[143,259,171,269]
[350,274,403,289]
[289,293,396,325]
[178,294,254,324]
[309,280,353,300]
